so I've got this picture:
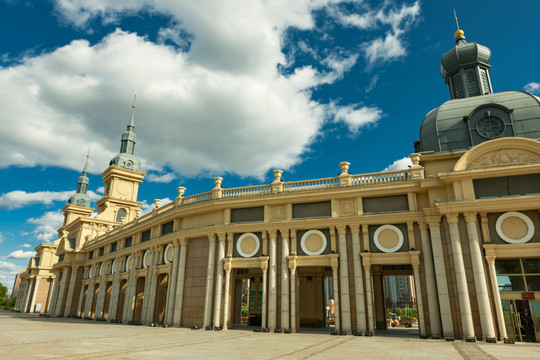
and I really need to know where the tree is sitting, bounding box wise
[0,282,10,309]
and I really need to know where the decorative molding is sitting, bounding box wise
[338,199,355,216]
[467,149,540,169]
[270,205,286,221]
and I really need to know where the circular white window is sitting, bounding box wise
[99,263,104,276]
[111,259,118,274]
[143,250,150,268]
[496,212,534,244]
[236,233,260,258]
[125,255,132,271]
[88,266,94,279]
[300,230,327,256]
[164,244,174,264]
[374,225,404,253]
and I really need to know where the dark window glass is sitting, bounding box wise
[474,174,540,198]
[124,237,132,248]
[111,242,117,253]
[141,230,151,243]
[522,258,540,274]
[495,259,521,274]
[89,252,94,260]
[231,207,264,223]
[68,237,76,249]
[292,201,331,219]
[526,276,540,291]
[497,275,525,292]
[161,221,174,235]
[58,254,65,262]
[116,208,127,222]
[363,195,409,213]
[34,257,40,266]
[99,247,104,257]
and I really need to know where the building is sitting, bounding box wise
[15,27,540,343]
[383,275,415,310]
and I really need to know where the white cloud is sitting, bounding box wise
[7,250,35,259]
[140,197,173,215]
[26,211,64,242]
[0,1,420,179]
[0,189,101,210]
[383,157,412,171]
[0,232,3,243]
[0,261,24,296]
[331,1,420,66]
[20,243,32,248]
[524,82,540,95]
[145,172,176,183]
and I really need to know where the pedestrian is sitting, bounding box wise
[520,309,536,343]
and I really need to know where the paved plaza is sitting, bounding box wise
[1,312,539,360]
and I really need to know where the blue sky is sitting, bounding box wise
[0,0,539,293]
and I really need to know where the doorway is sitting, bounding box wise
[90,283,99,319]
[115,279,128,322]
[298,266,331,330]
[102,282,113,320]
[132,277,145,323]
[153,274,169,324]
[233,268,262,328]
[501,299,540,342]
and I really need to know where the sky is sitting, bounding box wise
[0,0,539,293]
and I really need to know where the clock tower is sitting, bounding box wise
[94,102,145,223]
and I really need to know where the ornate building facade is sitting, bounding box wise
[15,29,540,343]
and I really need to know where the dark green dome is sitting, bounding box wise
[417,91,540,153]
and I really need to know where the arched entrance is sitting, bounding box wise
[116,279,128,322]
[132,277,145,323]
[80,285,88,317]
[90,283,99,319]
[153,273,169,324]
[102,282,113,320]
[297,266,330,331]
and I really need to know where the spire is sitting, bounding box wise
[440,13,492,99]
[109,95,141,171]
[67,152,92,207]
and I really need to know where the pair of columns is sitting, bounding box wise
[420,213,496,340]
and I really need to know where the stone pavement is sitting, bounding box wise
[1,311,539,360]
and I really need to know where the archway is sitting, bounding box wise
[115,279,128,322]
[102,282,113,320]
[153,273,169,324]
[132,277,145,323]
[80,285,88,317]
[90,283,100,319]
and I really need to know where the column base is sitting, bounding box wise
[503,338,515,344]
[486,337,497,343]
[466,336,477,342]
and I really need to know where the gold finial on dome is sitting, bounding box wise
[132,93,137,108]
[453,10,464,38]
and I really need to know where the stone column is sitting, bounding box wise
[288,257,297,332]
[108,260,121,321]
[464,213,496,339]
[280,229,290,330]
[22,280,32,313]
[412,259,427,338]
[28,278,39,313]
[261,257,269,329]
[330,255,341,331]
[486,255,507,340]
[146,246,162,324]
[418,221,441,337]
[447,214,475,339]
[95,264,107,319]
[165,241,181,325]
[173,239,188,327]
[47,275,58,314]
[84,276,96,318]
[337,226,352,333]
[123,254,138,322]
[54,268,69,316]
[203,234,216,328]
[362,256,374,334]
[268,230,278,330]
[222,258,232,330]
[427,216,454,337]
[213,233,226,328]
[351,226,366,333]
[63,266,79,317]
[76,278,86,317]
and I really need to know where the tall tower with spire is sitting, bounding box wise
[94,99,145,223]
[62,153,94,227]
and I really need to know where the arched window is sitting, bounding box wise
[116,208,127,222]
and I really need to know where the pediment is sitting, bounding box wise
[454,137,540,171]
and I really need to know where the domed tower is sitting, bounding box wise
[62,154,94,227]
[94,99,145,223]
[415,28,540,153]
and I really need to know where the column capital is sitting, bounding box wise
[485,255,496,264]
[446,213,459,224]
[207,233,217,242]
[425,215,441,228]
[417,220,428,230]
[329,254,339,270]
[336,225,347,236]
[223,258,232,273]
[179,237,189,246]
[350,224,360,235]
[261,231,268,241]
[279,229,289,238]
[361,253,372,269]
[226,232,234,242]
[287,256,297,272]
[463,212,478,224]
[260,257,269,272]
[268,229,278,238]
[217,232,227,242]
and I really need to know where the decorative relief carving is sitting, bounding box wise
[467,149,540,168]
[270,205,286,220]
[338,199,355,216]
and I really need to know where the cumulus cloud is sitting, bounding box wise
[0,189,101,210]
[330,1,420,66]
[7,250,36,259]
[20,243,32,248]
[0,1,420,179]
[383,156,412,171]
[0,260,24,295]
[524,82,540,95]
[26,211,64,242]
[145,172,176,183]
